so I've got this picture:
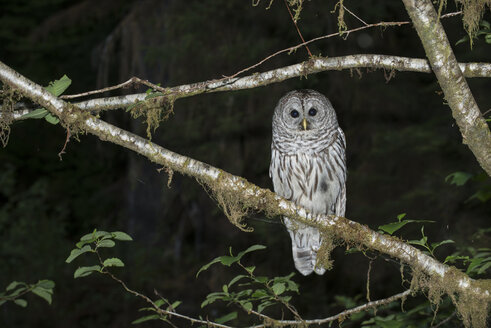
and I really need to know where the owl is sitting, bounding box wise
[270,90,347,275]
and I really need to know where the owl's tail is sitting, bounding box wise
[286,221,325,276]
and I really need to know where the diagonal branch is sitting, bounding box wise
[250,289,412,327]
[402,0,491,176]
[0,61,489,324]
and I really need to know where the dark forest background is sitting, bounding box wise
[0,0,490,327]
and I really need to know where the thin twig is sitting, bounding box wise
[59,77,167,100]
[95,251,233,328]
[343,5,369,26]
[53,12,463,102]
[58,127,71,160]
[249,290,412,327]
[431,311,457,328]
[224,11,461,79]
[283,0,312,57]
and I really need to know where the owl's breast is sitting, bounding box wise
[270,147,345,215]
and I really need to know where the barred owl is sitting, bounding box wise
[269,90,346,276]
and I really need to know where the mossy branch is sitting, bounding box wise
[4,55,491,116]
[0,59,489,327]
[402,0,491,176]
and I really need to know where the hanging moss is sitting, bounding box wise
[316,230,338,271]
[127,93,176,139]
[454,0,491,45]
[0,84,20,147]
[410,267,490,328]
[332,0,347,34]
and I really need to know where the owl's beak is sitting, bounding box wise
[301,118,308,130]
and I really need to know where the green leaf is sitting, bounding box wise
[444,255,469,264]
[242,301,253,312]
[14,299,27,307]
[480,20,490,30]
[254,276,268,284]
[280,295,292,302]
[286,280,299,293]
[431,239,454,252]
[378,221,409,235]
[97,239,116,248]
[236,289,253,298]
[6,281,22,292]
[20,108,48,120]
[215,311,237,324]
[132,314,161,324]
[456,35,469,45]
[32,287,53,304]
[477,261,491,275]
[66,245,92,263]
[169,301,181,310]
[153,299,166,308]
[45,75,72,97]
[9,287,27,297]
[245,266,255,274]
[74,265,101,278]
[396,213,406,221]
[36,280,55,289]
[111,231,133,241]
[196,257,222,277]
[219,255,238,266]
[252,289,268,299]
[0,300,6,307]
[44,114,60,125]
[103,258,124,267]
[236,244,267,260]
[468,190,491,203]
[408,238,427,247]
[228,275,248,288]
[272,283,286,295]
[445,172,473,186]
[467,258,484,274]
[81,230,110,241]
[258,301,274,313]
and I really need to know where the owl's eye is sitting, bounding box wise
[290,110,300,118]
[308,108,317,116]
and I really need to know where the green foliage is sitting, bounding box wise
[132,297,183,326]
[378,213,434,235]
[444,229,491,277]
[455,18,491,47]
[19,75,72,125]
[378,214,455,258]
[66,229,132,279]
[446,171,491,202]
[198,244,299,323]
[0,279,55,308]
[407,226,454,258]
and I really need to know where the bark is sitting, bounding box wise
[402,0,491,176]
[5,55,491,114]
[0,60,489,313]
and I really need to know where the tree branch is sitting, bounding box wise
[250,289,412,327]
[4,55,489,117]
[402,0,491,176]
[0,60,488,325]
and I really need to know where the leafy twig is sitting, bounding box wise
[249,290,412,327]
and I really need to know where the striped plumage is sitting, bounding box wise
[269,90,346,276]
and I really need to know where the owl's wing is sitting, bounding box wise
[269,146,293,200]
[334,127,347,217]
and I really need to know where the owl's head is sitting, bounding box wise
[273,89,338,134]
